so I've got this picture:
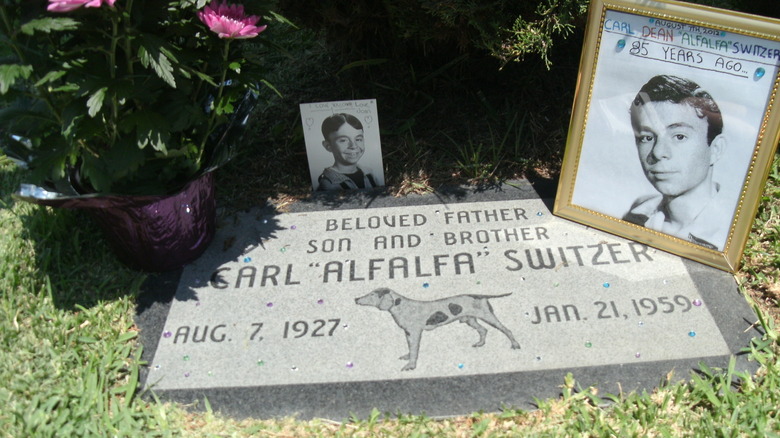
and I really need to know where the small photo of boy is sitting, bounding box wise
[300,99,385,191]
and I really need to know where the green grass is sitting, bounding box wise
[2,146,780,437]
[739,154,780,322]
[1,24,780,436]
[0,156,172,436]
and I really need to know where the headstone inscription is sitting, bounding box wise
[136,180,759,420]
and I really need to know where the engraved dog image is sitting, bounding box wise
[355,287,521,371]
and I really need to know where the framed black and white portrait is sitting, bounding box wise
[300,99,385,192]
[554,0,780,272]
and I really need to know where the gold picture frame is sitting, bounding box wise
[554,0,780,272]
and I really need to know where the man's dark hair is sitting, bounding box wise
[321,113,363,140]
[631,75,723,145]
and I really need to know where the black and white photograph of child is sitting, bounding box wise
[569,11,778,252]
[300,100,385,191]
[572,71,751,251]
[620,75,731,250]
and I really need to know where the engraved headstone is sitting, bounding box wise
[136,180,758,420]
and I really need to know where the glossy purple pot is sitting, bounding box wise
[19,172,217,272]
[8,93,260,271]
[85,172,216,272]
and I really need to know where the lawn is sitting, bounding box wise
[1,20,779,437]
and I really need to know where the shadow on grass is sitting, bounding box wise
[2,168,286,314]
[1,162,140,310]
[18,205,147,310]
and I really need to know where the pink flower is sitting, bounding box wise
[47,0,116,12]
[197,1,266,39]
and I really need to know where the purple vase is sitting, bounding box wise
[89,172,216,271]
[8,93,261,271]
[18,172,216,272]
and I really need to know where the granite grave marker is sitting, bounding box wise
[136,180,759,419]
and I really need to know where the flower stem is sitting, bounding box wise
[123,0,135,77]
[0,6,12,38]
[107,13,121,147]
[197,39,231,167]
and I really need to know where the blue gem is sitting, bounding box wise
[755,68,766,79]
[617,39,626,49]
[603,282,610,288]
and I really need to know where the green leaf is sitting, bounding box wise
[116,332,137,343]
[190,69,218,87]
[259,79,282,98]
[50,83,80,93]
[229,62,241,73]
[34,70,67,87]
[160,94,203,132]
[100,136,147,181]
[267,10,298,28]
[337,58,388,74]
[86,87,108,117]
[61,99,86,138]
[80,154,114,192]
[20,17,79,35]
[118,111,171,152]
[180,0,210,8]
[215,99,234,116]
[138,44,176,88]
[0,64,33,94]
[0,99,57,135]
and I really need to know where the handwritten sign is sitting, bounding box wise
[604,12,779,78]
[557,2,780,272]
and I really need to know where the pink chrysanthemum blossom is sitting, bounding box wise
[47,0,116,12]
[197,1,266,39]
